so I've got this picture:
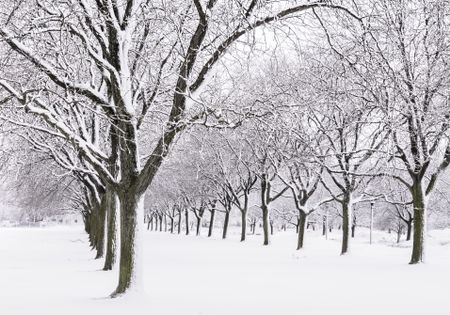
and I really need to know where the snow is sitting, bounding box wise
[1,225,450,315]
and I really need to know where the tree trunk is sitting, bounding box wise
[410,182,426,264]
[185,210,190,235]
[297,212,307,250]
[322,215,327,236]
[196,216,201,236]
[240,210,247,242]
[112,191,144,297]
[341,197,352,255]
[170,217,174,234]
[178,212,182,234]
[351,224,356,238]
[95,196,107,259]
[222,211,230,239]
[262,204,270,245]
[208,208,215,237]
[147,215,151,230]
[397,225,402,244]
[406,220,412,241]
[104,190,118,271]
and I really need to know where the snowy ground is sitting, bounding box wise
[1,225,450,315]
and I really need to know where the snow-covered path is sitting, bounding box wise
[1,226,449,315]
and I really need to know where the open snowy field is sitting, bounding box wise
[1,226,450,315]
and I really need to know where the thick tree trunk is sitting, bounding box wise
[222,211,230,239]
[240,210,247,242]
[341,197,352,255]
[104,190,118,271]
[112,192,144,297]
[410,182,426,264]
[208,208,215,237]
[178,212,182,234]
[262,205,270,245]
[170,217,174,233]
[297,212,307,250]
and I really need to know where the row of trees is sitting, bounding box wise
[1,0,450,298]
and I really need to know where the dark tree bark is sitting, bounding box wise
[261,204,270,245]
[222,210,230,239]
[341,195,352,255]
[322,215,327,236]
[208,207,215,237]
[177,210,182,234]
[169,216,174,233]
[240,209,247,242]
[146,215,152,230]
[185,209,190,235]
[297,212,307,250]
[112,190,144,297]
[406,220,412,241]
[95,195,107,260]
[104,189,118,271]
[196,216,201,236]
[410,181,426,264]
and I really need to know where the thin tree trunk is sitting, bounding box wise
[262,205,270,245]
[185,210,190,235]
[177,212,182,234]
[147,215,151,230]
[397,224,402,244]
[406,220,412,241]
[322,215,327,236]
[240,210,247,242]
[222,211,230,239]
[196,217,201,236]
[208,208,215,237]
